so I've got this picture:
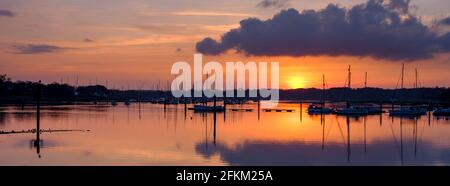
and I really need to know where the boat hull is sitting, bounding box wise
[335,108,369,115]
[193,105,224,112]
[433,109,450,116]
[389,108,426,116]
[307,108,334,114]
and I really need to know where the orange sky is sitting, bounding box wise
[0,0,450,89]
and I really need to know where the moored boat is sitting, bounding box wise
[335,66,369,116]
[335,107,369,115]
[193,105,224,112]
[307,105,334,114]
[433,108,450,116]
[388,64,427,116]
[389,107,426,116]
[364,106,383,114]
[308,74,334,115]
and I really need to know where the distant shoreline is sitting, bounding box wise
[1,76,449,106]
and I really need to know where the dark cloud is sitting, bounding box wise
[439,17,450,25]
[12,44,66,54]
[197,0,450,61]
[83,38,94,42]
[256,0,290,9]
[0,9,14,17]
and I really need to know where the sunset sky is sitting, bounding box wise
[1,0,450,89]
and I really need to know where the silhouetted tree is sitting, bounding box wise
[0,74,11,95]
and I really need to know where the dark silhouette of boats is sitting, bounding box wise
[335,66,369,115]
[389,64,427,116]
[433,108,450,116]
[308,74,333,114]
[335,106,369,115]
[192,105,224,112]
[307,104,333,114]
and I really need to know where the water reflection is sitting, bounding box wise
[0,103,450,165]
[194,105,450,165]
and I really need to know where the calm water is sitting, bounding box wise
[0,103,450,166]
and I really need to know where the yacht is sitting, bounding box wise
[433,108,450,116]
[335,106,369,115]
[335,65,369,116]
[307,104,334,114]
[193,105,224,112]
[389,107,426,116]
[307,74,334,115]
[389,64,426,116]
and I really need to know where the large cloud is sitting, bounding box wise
[196,0,450,61]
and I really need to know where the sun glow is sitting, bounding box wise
[287,76,307,89]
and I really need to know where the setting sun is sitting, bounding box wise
[287,76,308,89]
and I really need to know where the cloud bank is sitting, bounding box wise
[12,44,66,54]
[196,0,450,61]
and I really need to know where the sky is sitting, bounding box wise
[0,0,450,89]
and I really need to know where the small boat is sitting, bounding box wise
[363,106,383,114]
[111,100,118,106]
[193,105,224,112]
[335,66,369,116]
[433,108,450,116]
[308,75,334,115]
[307,104,333,114]
[388,64,426,117]
[335,107,369,115]
[389,107,426,116]
[124,100,130,106]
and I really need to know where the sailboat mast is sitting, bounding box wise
[322,74,325,104]
[415,68,418,89]
[364,72,367,88]
[348,65,351,89]
[401,63,404,89]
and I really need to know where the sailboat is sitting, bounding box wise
[335,65,369,115]
[433,108,450,116]
[308,74,333,114]
[192,73,225,112]
[389,64,426,116]
[360,72,383,114]
[193,105,225,112]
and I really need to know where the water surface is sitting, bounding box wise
[1,103,449,165]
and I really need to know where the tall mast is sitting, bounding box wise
[401,63,404,89]
[364,72,367,88]
[322,74,325,103]
[76,75,79,87]
[348,65,351,89]
[415,68,418,89]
